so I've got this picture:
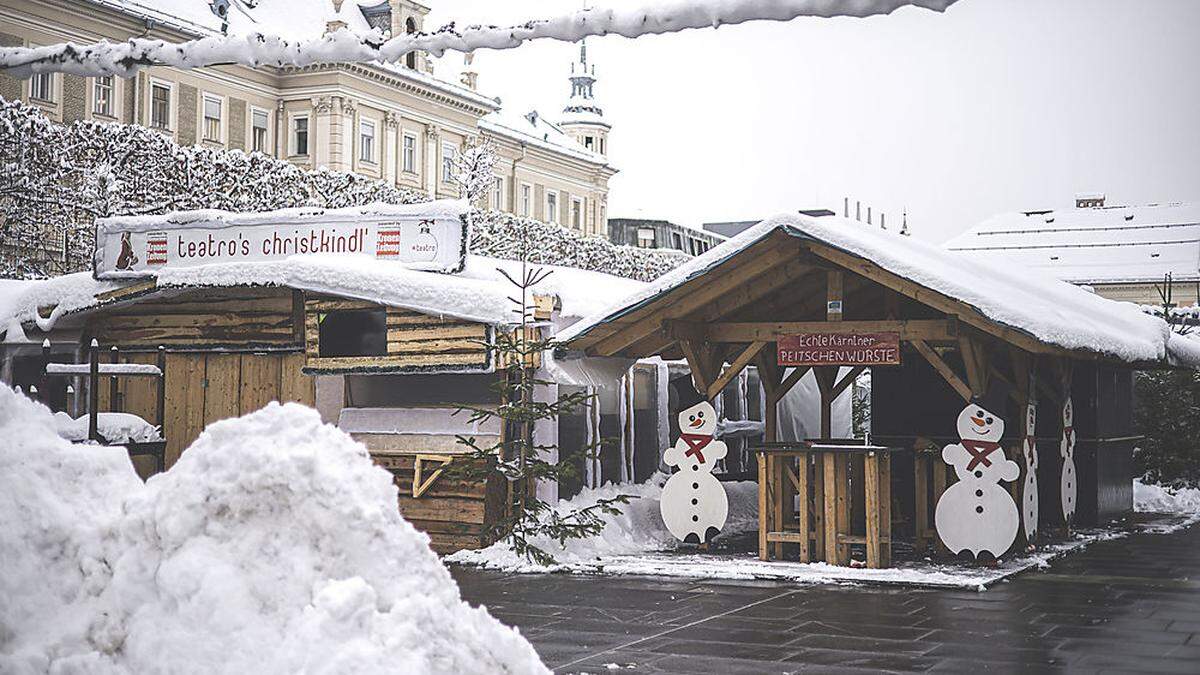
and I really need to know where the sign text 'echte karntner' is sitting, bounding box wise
[777,332,901,367]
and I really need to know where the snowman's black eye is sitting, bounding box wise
[976,409,984,416]
[689,415,695,422]
[986,417,993,424]
[698,411,704,418]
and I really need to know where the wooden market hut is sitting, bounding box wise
[558,214,1198,567]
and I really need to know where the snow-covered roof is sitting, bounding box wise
[559,214,1195,367]
[82,0,498,109]
[480,108,610,167]
[943,202,1200,285]
[0,253,643,339]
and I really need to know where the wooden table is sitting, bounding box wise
[754,442,904,569]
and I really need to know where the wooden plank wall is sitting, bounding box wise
[157,352,314,467]
[304,295,491,372]
[86,287,299,349]
[372,453,506,554]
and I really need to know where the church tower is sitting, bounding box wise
[559,40,611,158]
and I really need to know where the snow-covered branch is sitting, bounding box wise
[0,0,958,78]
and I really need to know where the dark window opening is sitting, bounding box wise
[318,309,387,357]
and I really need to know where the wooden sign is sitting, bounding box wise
[776,332,900,367]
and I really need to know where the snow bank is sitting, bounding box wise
[1134,479,1200,519]
[0,386,142,673]
[447,474,757,572]
[0,387,547,674]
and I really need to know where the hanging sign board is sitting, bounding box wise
[777,332,901,367]
[93,203,469,280]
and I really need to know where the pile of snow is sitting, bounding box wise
[53,411,162,444]
[1134,479,1200,522]
[0,386,547,674]
[447,473,757,573]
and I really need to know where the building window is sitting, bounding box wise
[405,18,418,69]
[293,116,309,156]
[359,119,376,163]
[251,108,269,152]
[547,191,559,223]
[150,82,171,129]
[520,184,532,217]
[571,198,583,229]
[441,142,456,183]
[584,136,594,150]
[402,133,417,173]
[492,177,504,211]
[29,72,54,102]
[93,76,113,116]
[599,137,606,154]
[671,232,683,250]
[202,95,222,142]
[637,228,655,248]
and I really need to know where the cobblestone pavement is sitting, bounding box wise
[453,523,1200,673]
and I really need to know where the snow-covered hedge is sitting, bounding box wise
[0,97,425,278]
[0,97,689,283]
[470,211,690,283]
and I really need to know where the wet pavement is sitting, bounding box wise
[453,523,1200,673]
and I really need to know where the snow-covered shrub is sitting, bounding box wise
[0,386,547,674]
[0,97,426,279]
[471,210,690,283]
[1134,370,1200,489]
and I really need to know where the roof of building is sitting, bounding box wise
[479,108,610,167]
[82,0,499,109]
[943,202,1200,285]
[559,214,1199,368]
[704,211,836,238]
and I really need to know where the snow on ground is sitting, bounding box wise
[447,474,758,573]
[0,385,547,675]
[53,411,162,443]
[450,472,1200,591]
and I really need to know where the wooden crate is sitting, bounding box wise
[370,452,508,555]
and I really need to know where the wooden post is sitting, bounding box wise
[822,451,838,563]
[109,346,120,413]
[758,450,769,561]
[797,451,811,562]
[40,339,50,406]
[812,453,826,560]
[865,451,881,568]
[87,339,99,442]
[835,453,850,564]
[880,451,892,567]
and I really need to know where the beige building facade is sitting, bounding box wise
[0,0,616,237]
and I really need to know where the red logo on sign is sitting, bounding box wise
[376,227,402,258]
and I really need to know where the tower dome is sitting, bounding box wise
[559,39,611,158]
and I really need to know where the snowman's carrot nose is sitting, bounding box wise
[971,416,986,426]
[689,418,704,428]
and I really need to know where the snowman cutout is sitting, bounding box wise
[934,403,1020,559]
[660,401,729,544]
[1060,397,1076,526]
[1021,402,1039,543]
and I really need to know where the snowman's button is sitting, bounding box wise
[974,470,983,478]
[692,482,699,489]
[692,465,698,471]
[975,505,984,514]
[691,498,698,505]
[692,515,699,522]
[975,489,983,497]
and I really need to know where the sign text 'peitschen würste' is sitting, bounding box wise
[777,332,901,367]
[92,202,469,279]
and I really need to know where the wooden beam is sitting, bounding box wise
[706,341,768,400]
[777,366,812,401]
[958,334,989,397]
[832,365,867,400]
[827,269,844,320]
[681,319,957,344]
[679,339,720,395]
[585,237,799,356]
[911,339,973,402]
[755,349,783,403]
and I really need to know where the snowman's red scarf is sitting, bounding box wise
[961,439,1002,471]
[679,433,713,463]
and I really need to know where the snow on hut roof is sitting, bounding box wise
[943,202,1200,285]
[558,214,1194,367]
[1,253,642,339]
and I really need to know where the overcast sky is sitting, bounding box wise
[427,0,1200,242]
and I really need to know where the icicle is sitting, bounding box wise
[626,372,636,482]
[655,361,670,472]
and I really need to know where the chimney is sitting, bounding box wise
[1075,192,1105,209]
[855,201,861,222]
[880,213,886,230]
[326,0,347,34]
[844,197,849,218]
[867,206,872,225]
